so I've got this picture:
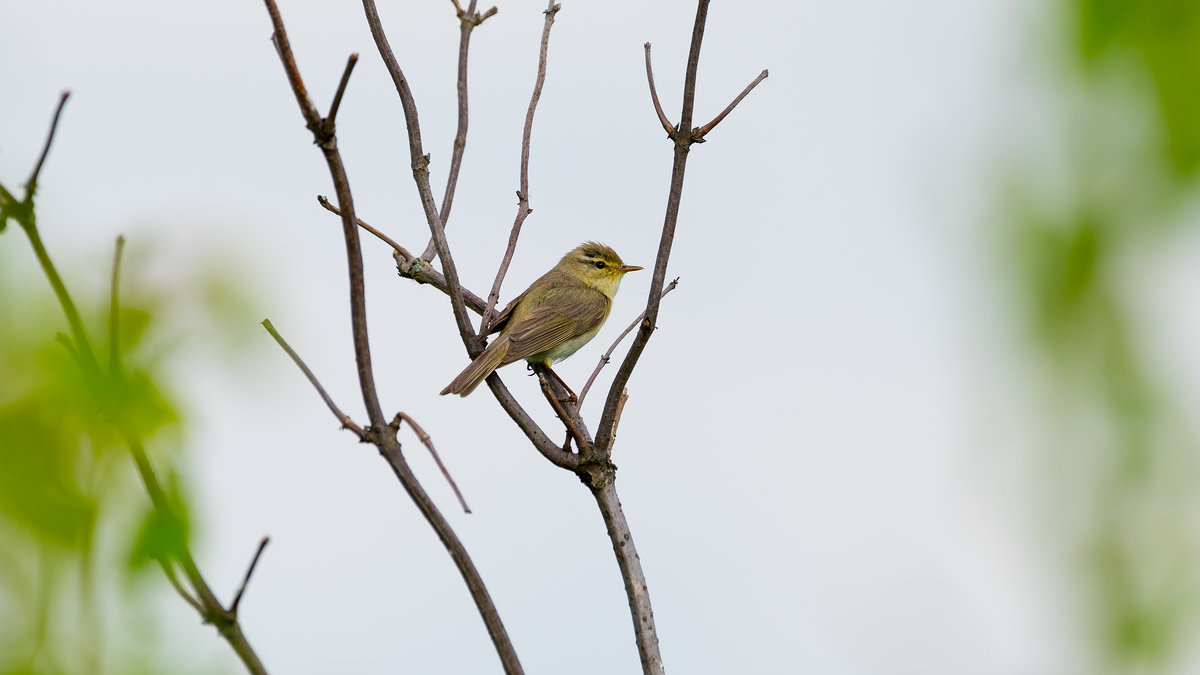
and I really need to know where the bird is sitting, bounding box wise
[440,242,642,398]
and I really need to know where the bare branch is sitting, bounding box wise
[263,0,386,428]
[392,412,471,514]
[484,374,581,470]
[478,0,561,335]
[643,44,674,136]
[25,91,71,196]
[230,537,271,615]
[262,319,365,437]
[692,69,768,142]
[577,278,678,412]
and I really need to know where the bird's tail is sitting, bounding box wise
[440,338,509,396]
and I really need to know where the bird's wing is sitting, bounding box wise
[501,288,610,365]
[486,289,528,335]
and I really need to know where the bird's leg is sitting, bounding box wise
[545,366,578,404]
[529,362,577,404]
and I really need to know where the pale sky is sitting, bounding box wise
[5,0,1200,673]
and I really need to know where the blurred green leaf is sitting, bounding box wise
[1076,0,1200,175]
[128,505,190,572]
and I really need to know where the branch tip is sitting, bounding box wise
[229,537,271,615]
[262,319,365,437]
[692,67,768,141]
[25,90,72,196]
[643,43,674,136]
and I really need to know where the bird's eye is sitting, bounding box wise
[594,261,606,269]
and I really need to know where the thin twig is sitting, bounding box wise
[316,195,491,314]
[25,91,71,196]
[316,195,410,257]
[643,44,674,136]
[393,413,471,513]
[229,537,271,615]
[692,69,768,141]
[108,235,126,374]
[478,0,561,335]
[261,319,365,437]
[325,54,360,128]
[576,278,678,412]
[420,0,493,262]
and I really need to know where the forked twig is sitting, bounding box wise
[420,0,498,262]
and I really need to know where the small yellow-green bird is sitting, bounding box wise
[440,242,642,397]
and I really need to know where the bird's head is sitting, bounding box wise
[559,242,643,296]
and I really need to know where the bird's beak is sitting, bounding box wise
[618,265,644,273]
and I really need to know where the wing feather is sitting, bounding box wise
[501,288,610,365]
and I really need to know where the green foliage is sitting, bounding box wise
[1003,0,1200,670]
[0,232,253,673]
[1076,0,1200,176]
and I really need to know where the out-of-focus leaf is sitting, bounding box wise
[112,369,179,441]
[127,505,190,572]
[0,395,97,550]
[1076,0,1200,176]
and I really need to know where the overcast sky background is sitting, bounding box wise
[5,0,1200,673]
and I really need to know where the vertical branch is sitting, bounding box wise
[421,0,499,262]
[478,0,561,335]
[592,480,663,675]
